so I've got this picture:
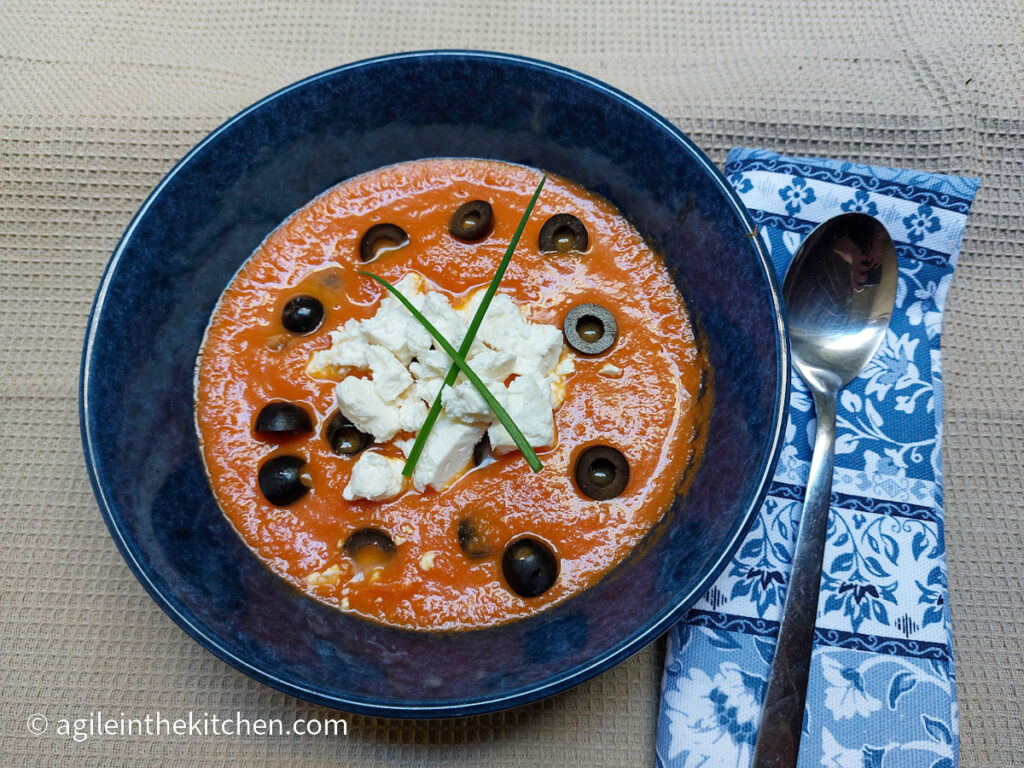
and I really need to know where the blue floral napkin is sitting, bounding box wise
[656,148,980,768]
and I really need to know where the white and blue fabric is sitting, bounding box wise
[656,148,980,768]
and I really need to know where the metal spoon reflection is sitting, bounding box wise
[752,213,898,768]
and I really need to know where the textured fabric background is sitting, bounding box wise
[1,1,1021,765]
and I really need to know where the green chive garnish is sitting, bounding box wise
[392,175,547,477]
[358,271,543,473]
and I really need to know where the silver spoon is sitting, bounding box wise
[752,213,898,767]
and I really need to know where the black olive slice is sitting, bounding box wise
[449,200,494,241]
[281,295,324,334]
[325,412,371,456]
[472,433,492,467]
[574,446,630,500]
[457,517,493,558]
[254,402,313,436]
[343,528,396,564]
[359,223,408,262]
[258,455,310,506]
[538,213,588,253]
[563,303,617,355]
[502,537,558,598]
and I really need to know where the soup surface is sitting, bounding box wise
[195,158,709,630]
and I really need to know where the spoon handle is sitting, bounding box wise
[752,386,837,768]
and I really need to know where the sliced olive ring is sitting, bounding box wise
[359,223,408,262]
[457,517,493,559]
[449,200,494,241]
[538,213,588,253]
[325,412,371,456]
[502,537,558,598]
[343,528,396,560]
[575,445,630,500]
[281,295,324,334]
[563,303,617,355]
[258,455,311,506]
[254,402,313,436]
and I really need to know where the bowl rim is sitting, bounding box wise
[79,49,790,718]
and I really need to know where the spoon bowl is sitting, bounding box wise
[784,213,898,392]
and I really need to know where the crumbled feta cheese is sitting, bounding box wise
[360,273,431,365]
[306,563,345,587]
[549,351,577,406]
[413,376,444,405]
[342,451,406,501]
[441,377,510,423]
[310,273,574,500]
[468,292,527,354]
[464,292,565,376]
[397,394,428,432]
[336,377,401,441]
[412,414,486,492]
[409,347,452,379]
[488,374,556,454]
[361,312,428,366]
[307,319,372,376]
[523,323,565,375]
[599,363,623,378]
[365,345,413,402]
[418,551,438,571]
[380,273,427,311]
[466,347,516,381]
[421,292,468,350]
[555,353,576,375]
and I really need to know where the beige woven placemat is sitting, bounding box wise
[2,1,1022,765]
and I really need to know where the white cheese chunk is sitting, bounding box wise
[523,323,565,375]
[336,376,401,442]
[488,374,556,454]
[365,345,413,403]
[412,414,486,492]
[413,376,444,405]
[441,377,510,423]
[548,351,577,407]
[379,273,427,312]
[409,347,452,380]
[598,363,623,378]
[470,293,527,354]
[421,292,466,347]
[307,319,371,376]
[311,273,575,499]
[360,275,431,365]
[466,347,516,381]
[398,393,429,432]
[466,292,565,376]
[361,312,428,366]
[342,452,406,501]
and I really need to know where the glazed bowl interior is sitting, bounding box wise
[81,51,787,717]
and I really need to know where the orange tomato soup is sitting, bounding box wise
[195,158,709,630]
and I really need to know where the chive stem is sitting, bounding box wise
[398,175,546,476]
[358,272,543,473]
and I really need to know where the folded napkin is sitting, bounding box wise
[656,149,980,768]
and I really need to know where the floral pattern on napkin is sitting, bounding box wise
[656,148,979,768]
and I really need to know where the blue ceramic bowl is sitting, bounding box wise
[80,51,788,717]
